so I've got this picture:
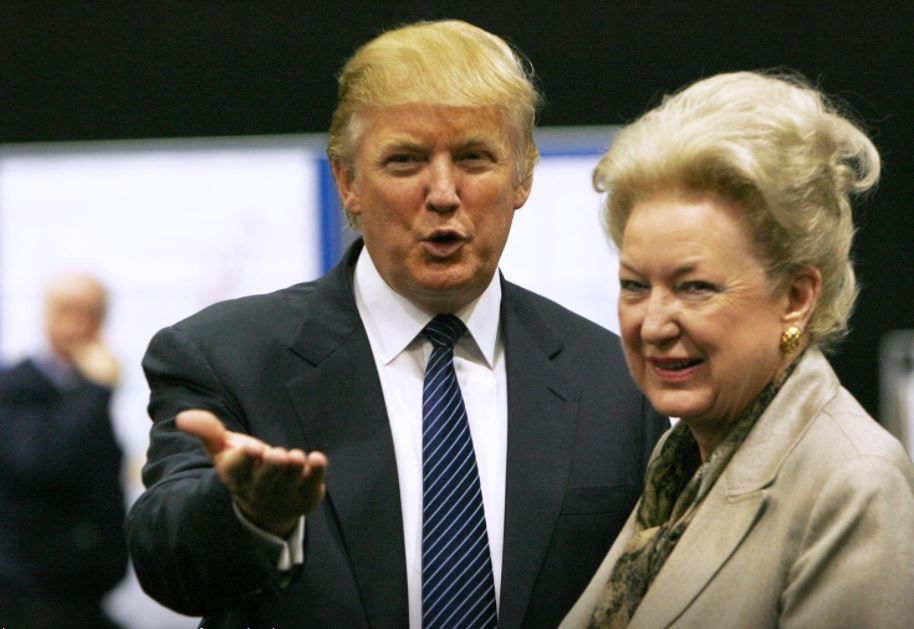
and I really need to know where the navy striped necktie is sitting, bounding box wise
[421,314,497,629]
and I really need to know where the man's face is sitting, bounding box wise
[334,103,532,313]
[45,278,106,362]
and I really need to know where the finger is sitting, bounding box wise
[239,449,328,526]
[301,451,328,511]
[250,447,301,488]
[285,449,307,468]
[261,446,294,469]
[304,451,328,482]
[252,446,324,491]
[276,450,323,489]
[225,430,268,459]
[176,410,228,457]
[218,444,260,488]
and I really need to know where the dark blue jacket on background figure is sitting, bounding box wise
[0,359,127,627]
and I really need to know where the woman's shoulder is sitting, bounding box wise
[813,386,913,471]
[773,349,912,475]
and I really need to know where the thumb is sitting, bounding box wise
[176,409,228,457]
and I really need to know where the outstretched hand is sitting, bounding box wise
[176,409,327,537]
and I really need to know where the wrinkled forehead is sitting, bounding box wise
[348,102,519,158]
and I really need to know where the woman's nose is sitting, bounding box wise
[640,293,679,344]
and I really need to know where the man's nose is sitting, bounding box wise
[426,159,459,212]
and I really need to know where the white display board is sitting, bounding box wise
[502,151,620,334]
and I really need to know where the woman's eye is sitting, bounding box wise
[679,281,716,294]
[620,279,647,292]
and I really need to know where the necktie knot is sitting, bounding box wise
[422,314,466,349]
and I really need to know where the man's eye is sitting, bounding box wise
[383,154,423,172]
[459,151,493,164]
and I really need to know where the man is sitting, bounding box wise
[0,273,126,628]
[127,20,667,628]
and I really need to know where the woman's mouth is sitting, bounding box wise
[648,357,704,379]
[651,358,702,369]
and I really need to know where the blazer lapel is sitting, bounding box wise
[630,351,837,627]
[632,489,768,628]
[498,282,581,628]
[285,243,408,626]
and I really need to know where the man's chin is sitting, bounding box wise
[409,277,485,313]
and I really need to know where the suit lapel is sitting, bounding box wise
[285,243,408,626]
[498,282,581,628]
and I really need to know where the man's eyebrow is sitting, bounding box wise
[373,133,507,158]
[455,134,507,156]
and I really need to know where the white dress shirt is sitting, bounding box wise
[353,248,508,629]
[240,248,508,628]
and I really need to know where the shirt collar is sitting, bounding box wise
[353,246,502,367]
[33,346,81,389]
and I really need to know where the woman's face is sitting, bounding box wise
[618,191,789,441]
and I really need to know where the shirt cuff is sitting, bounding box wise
[232,501,305,571]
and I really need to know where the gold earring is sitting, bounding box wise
[780,326,802,354]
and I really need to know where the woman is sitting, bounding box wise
[562,71,914,628]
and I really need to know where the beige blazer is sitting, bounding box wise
[562,349,914,628]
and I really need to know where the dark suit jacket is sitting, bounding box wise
[0,359,127,602]
[127,241,667,628]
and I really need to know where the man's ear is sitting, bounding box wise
[331,159,360,216]
[513,174,533,210]
[782,266,822,329]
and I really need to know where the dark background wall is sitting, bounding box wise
[2,1,912,418]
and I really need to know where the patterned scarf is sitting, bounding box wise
[590,365,795,628]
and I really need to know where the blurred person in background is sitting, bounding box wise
[0,273,127,628]
[561,71,914,628]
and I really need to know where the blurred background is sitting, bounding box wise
[1,2,912,627]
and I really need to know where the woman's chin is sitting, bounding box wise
[647,392,711,423]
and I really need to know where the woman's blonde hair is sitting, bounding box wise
[594,71,880,351]
[327,20,542,226]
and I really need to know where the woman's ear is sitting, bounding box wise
[782,266,822,328]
